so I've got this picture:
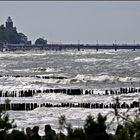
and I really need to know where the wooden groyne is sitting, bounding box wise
[0,101,139,111]
[0,75,68,80]
[0,89,83,97]
[0,87,139,111]
[0,87,139,97]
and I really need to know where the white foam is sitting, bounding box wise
[32,67,59,72]
[12,69,30,72]
[0,52,47,58]
[134,57,140,61]
[75,58,112,63]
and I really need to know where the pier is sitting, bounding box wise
[1,44,140,51]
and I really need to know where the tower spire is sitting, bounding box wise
[6,16,13,28]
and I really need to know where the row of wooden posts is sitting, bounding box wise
[0,101,139,111]
[0,87,139,97]
[0,75,68,79]
[0,89,83,97]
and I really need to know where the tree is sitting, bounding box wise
[0,100,16,140]
[18,33,28,44]
[84,114,108,140]
[35,38,47,45]
[0,23,30,44]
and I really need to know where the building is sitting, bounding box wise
[5,16,13,28]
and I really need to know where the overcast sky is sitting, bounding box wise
[0,1,140,44]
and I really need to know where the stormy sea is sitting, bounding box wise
[0,49,140,135]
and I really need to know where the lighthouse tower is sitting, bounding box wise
[6,16,13,28]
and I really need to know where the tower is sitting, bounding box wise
[6,16,13,28]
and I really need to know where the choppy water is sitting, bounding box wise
[0,49,140,90]
[0,49,140,135]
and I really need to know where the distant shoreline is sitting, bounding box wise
[0,44,140,51]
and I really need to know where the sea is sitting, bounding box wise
[0,49,140,135]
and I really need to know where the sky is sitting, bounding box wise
[0,1,140,44]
